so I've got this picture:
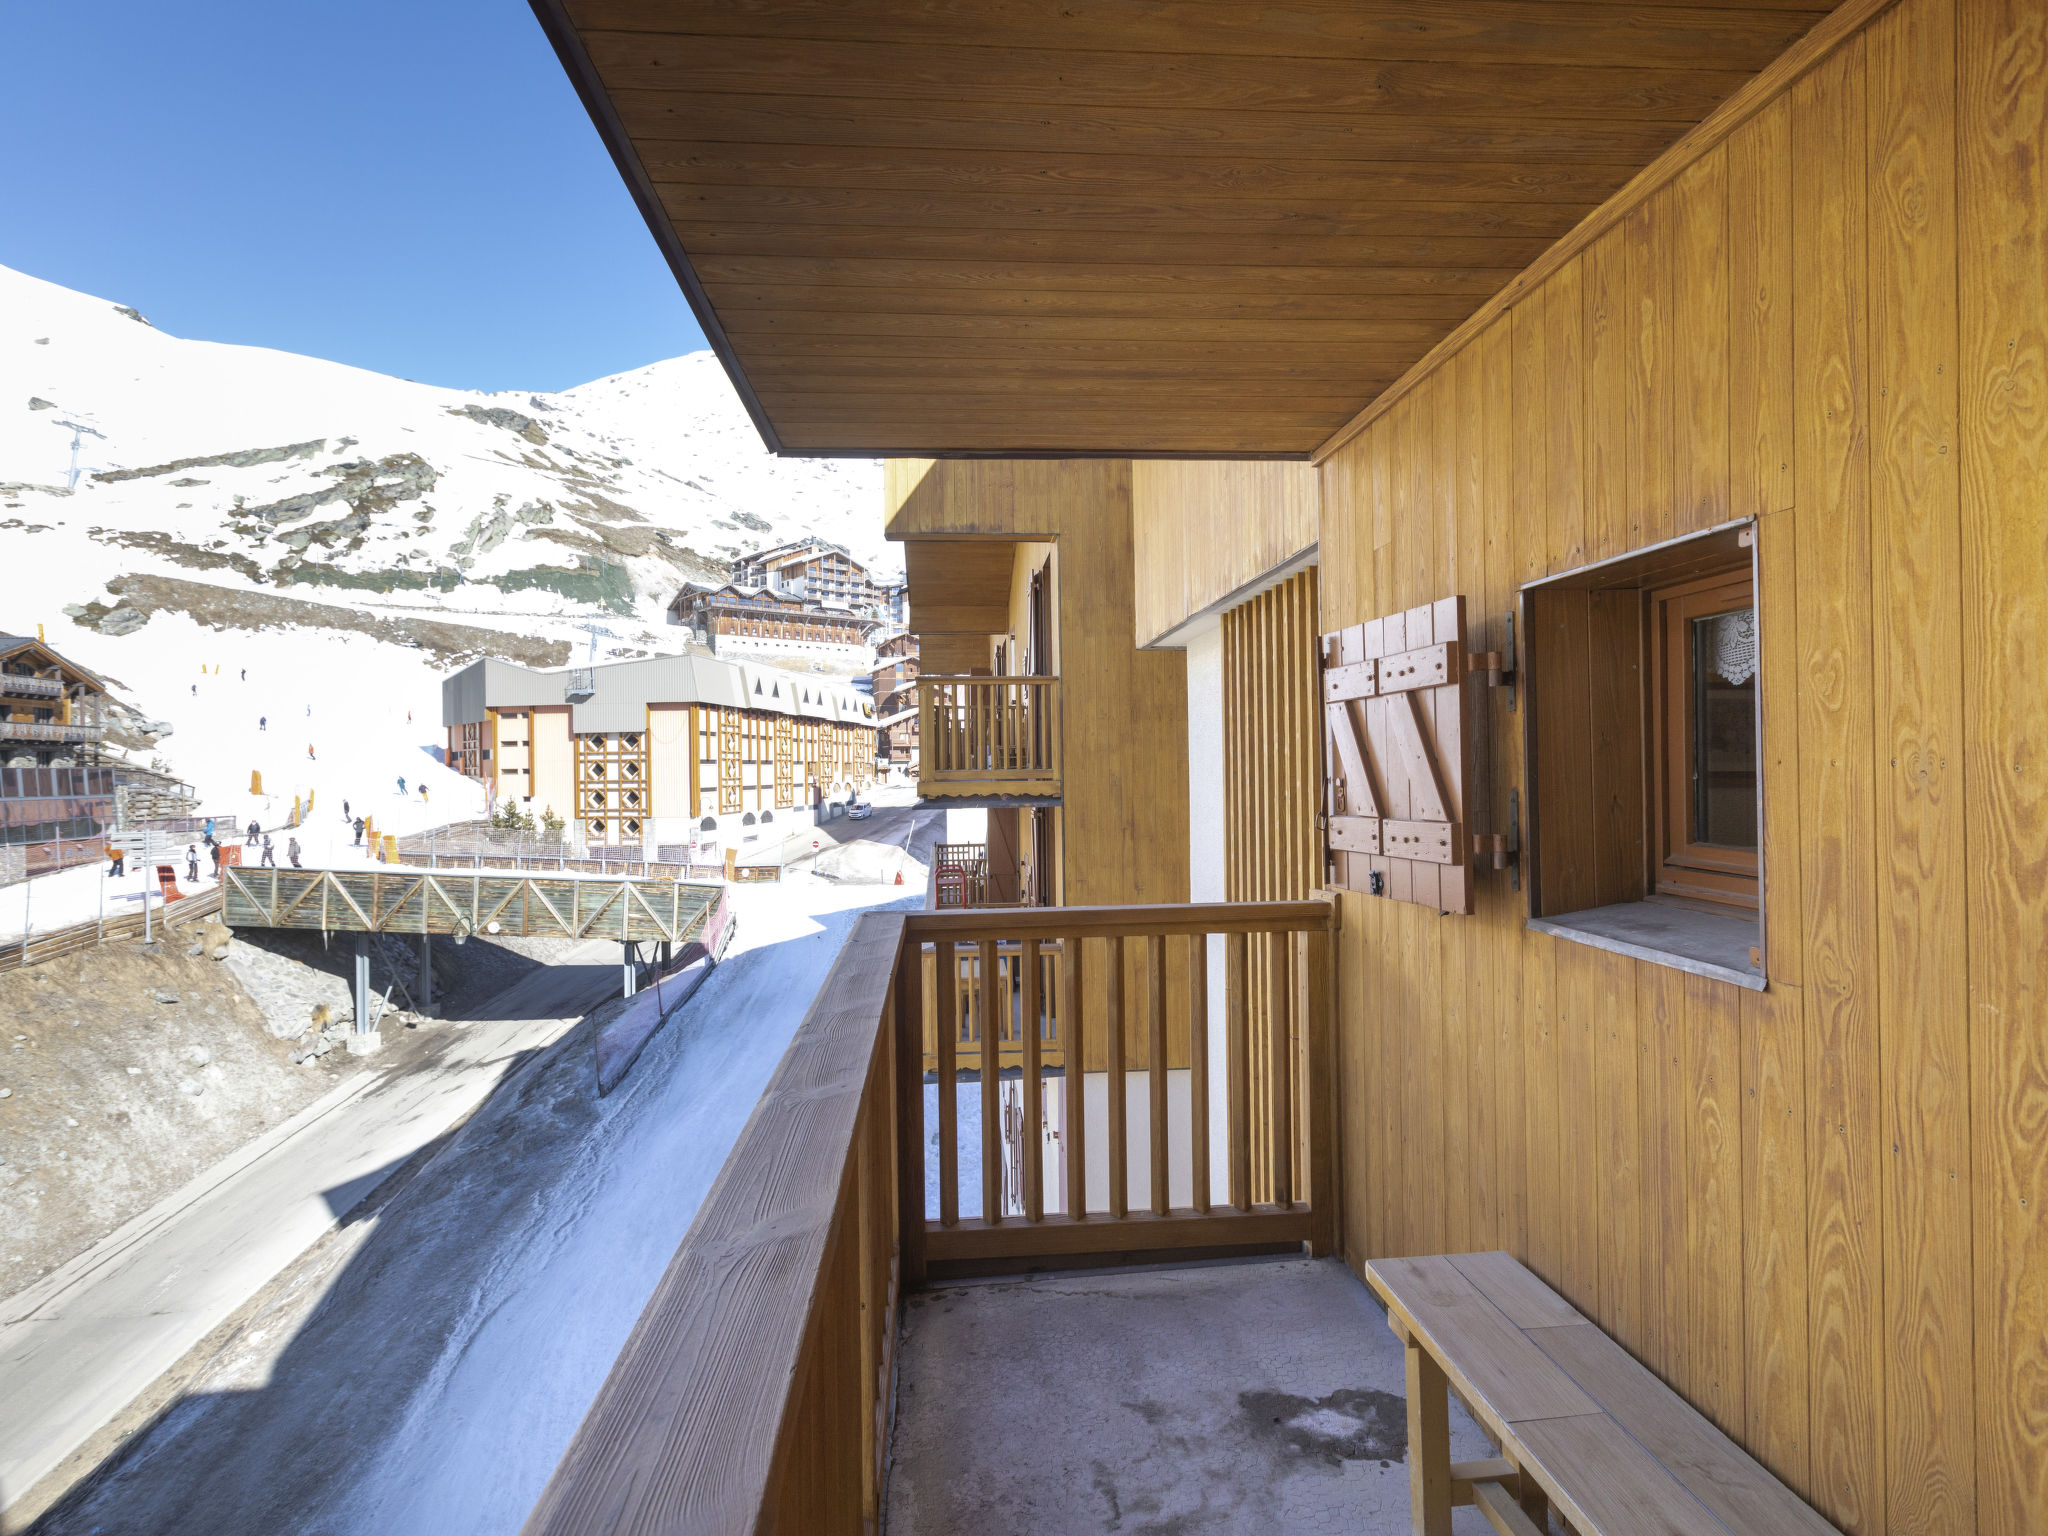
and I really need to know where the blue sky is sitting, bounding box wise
[2,2,707,393]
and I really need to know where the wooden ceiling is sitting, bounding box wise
[537,0,1831,457]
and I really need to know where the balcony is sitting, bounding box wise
[524,898,1334,1533]
[0,719,104,746]
[0,675,63,701]
[916,675,1060,801]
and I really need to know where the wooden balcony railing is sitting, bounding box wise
[523,898,1333,1535]
[930,840,1034,908]
[917,675,1061,798]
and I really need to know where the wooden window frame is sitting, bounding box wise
[1650,568,1759,910]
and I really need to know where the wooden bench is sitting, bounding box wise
[1364,1252,1840,1536]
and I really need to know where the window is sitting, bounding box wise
[1652,571,1758,909]
[1522,519,1764,988]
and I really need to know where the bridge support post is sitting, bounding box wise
[417,933,433,1013]
[349,934,385,1054]
[622,941,639,999]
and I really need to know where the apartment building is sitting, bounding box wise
[442,651,876,850]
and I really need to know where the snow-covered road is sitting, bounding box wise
[22,818,938,1536]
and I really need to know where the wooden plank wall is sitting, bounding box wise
[886,458,1191,907]
[1130,461,1320,645]
[1313,0,2045,1529]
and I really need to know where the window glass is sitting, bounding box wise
[1689,606,1758,850]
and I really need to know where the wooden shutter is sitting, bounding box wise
[1322,596,1477,914]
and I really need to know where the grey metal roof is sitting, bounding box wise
[442,651,877,734]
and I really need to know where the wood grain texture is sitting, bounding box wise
[1130,461,1318,646]
[1792,38,1885,1532]
[1867,1,1974,1527]
[1958,0,2048,1530]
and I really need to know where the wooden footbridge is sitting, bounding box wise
[221,867,723,945]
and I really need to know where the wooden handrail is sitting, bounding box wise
[522,911,907,1536]
[906,899,1331,940]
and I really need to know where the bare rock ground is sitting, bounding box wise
[0,941,360,1304]
[0,925,587,1305]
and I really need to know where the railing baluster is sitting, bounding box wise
[1226,930,1251,1213]
[1189,931,1211,1215]
[1269,931,1294,1208]
[980,937,1001,1223]
[1065,935,1086,1220]
[1107,934,1127,1220]
[937,939,958,1227]
[1022,936,1043,1222]
[896,940,926,1286]
[1148,932,1168,1217]
[1305,923,1334,1256]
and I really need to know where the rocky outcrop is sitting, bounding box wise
[238,452,437,526]
[93,573,572,667]
[449,404,548,445]
[92,439,326,484]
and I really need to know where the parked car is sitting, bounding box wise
[847,800,872,820]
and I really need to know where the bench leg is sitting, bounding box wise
[1403,1336,1453,1536]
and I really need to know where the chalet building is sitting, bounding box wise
[523,3,2045,1534]
[667,581,879,670]
[729,538,894,614]
[871,633,920,767]
[441,652,876,851]
[1,634,114,879]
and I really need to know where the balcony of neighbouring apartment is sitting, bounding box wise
[915,675,1060,803]
[0,718,104,746]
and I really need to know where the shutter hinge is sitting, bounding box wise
[1472,790,1523,891]
[1464,611,1518,711]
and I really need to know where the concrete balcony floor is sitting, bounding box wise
[885,1255,1519,1535]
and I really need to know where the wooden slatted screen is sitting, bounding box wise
[1223,567,1322,1205]
[1322,596,1477,915]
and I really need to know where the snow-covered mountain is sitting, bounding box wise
[0,263,887,825]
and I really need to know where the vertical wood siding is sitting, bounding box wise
[1221,568,1323,1200]
[1309,0,2041,1529]
[1130,461,1319,645]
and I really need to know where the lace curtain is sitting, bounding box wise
[1702,608,1758,686]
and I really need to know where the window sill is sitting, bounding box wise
[1530,900,1764,991]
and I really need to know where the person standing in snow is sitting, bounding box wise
[190,684,197,696]
[245,819,259,845]
[397,776,407,796]
[259,715,267,731]
[240,668,246,682]
[353,816,365,847]
[209,841,222,876]
[108,845,125,878]
[186,845,199,882]
[260,834,276,868]
[342,798,350,820]
[287,836,301,869]
[419,784,429,805]
[307,743,316,762]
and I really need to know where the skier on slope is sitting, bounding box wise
[259,715,266,731]
[397,776,407,796]
[307,743,316,762]
[260,834,276,868]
